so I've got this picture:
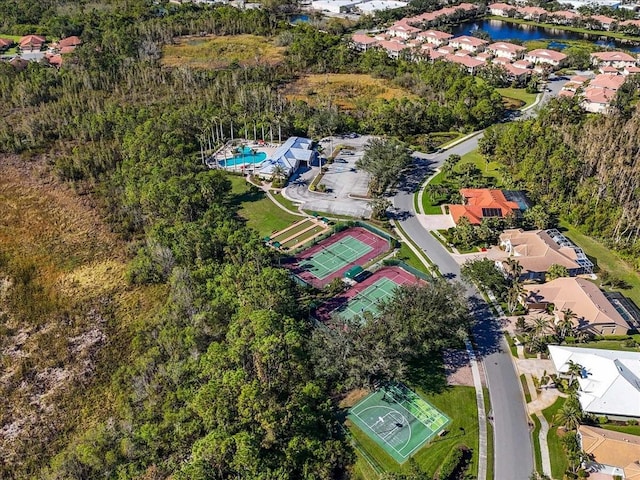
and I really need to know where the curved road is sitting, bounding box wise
[391,80,565,479]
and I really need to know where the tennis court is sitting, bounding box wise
[291,227,389,288]
[349,384,450,463]
[314,266,422,323]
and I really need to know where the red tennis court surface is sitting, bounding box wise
[288,227,389,288]
[314,266,424,322]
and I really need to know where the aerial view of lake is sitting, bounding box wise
[451,19,640,52]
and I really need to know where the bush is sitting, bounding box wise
[628,419,638,426]
[597,415,609,425]
[438,444,469,480]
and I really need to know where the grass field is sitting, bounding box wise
[571,335,640,352]
[559,220,640,307]
[162,34,285,70]
[531,414,543,475]
[229,175,299,236]
[397,243,429,274]
[269,190,300,213]
[542,397,569,480]
[283,74,417,111]
[601,423,640,436]
[497,88,538,110]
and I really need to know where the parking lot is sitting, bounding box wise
[283,135,373,218]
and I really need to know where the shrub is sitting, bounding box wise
[438,444,469,480]
[597,416,609,424]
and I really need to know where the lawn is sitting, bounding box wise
[283,73,418,111]
[421,170,447,215]
[520,374,531,403]
[396,242,430,274]
[571,335,640,352]
[531,414,543,475]
[601,423,640,436]
[269,190,300,213]
[496,88,538,110]
[457,150,504,185]
[162,34,285,70]
[558,220,640,307]
[542,397,569,480]
[228,175,299,237]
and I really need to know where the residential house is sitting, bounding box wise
[582,87,618,113]
[376,39,409,58]
[517,5,547,20]
[591,51,637,69]
[522,277,631,335]
[498,228,594,280]
[417,29,453,47]
[19,34,46,52]
[444,53,486,74]
[512,59,532,69]
[623,65,640,75]
[599,65,620,75]
[51,35,82,54]
[524,48,567,68]
[501,62,532,83]
[356,0,409,13]
[578,425,640,478]
[488,2,516,16]
[449,35,488,53]
[9,57,29,71]
[44,53,63,68]
[475,51,493,62]
[589,14,616,30]
[549,10,580,25]
[258,136,314,179]
[0,38,14,52]
[589,73,626,90]
[351,33,379,51]
[487,41,526,60]
[449,188,520,225]
[548,346,640,418]
[388,20,421,39]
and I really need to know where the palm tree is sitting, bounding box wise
[505,257,523,282]
[565,360,584,389]
[270,164,287,186]
[555,396,583,431]
[531,315,551,339]
[507,281,525,314]
[556,309,577,343]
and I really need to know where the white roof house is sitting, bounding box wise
[310,0,362,13]
[549,345,640,418]
[357,0,407,12]
[259,136,314,178]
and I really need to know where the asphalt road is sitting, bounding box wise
[387,85,568,479]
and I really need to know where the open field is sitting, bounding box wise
[229,175,299,236]
[559,220,640,307]
[497,88,538,110]
[162,34,285,70]
[283,74,418,110]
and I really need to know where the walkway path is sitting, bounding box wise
[466,338,488,480]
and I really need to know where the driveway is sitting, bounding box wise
[416,213,455,230]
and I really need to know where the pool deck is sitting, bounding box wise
[214,142,279,168]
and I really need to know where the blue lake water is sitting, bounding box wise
[451,19,640,52]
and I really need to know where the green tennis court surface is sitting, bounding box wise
[349,384,450,463]
[337,277,399,321]
[302,235,373,279]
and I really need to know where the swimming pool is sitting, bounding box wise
[219,146,267,167]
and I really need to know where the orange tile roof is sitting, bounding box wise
[449,189,519,224]
[19,34,45,47]
[58,35,82,47]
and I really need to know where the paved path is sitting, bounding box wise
[466,338,488,480]
[536,412,552,477]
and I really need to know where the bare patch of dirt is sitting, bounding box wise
[340,388,370,408]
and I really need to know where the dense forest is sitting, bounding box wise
[0,1,478,478]
[480,95,640,267]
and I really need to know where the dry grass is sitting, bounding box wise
[0,155,166,469]
[283,74,417,110]
[162,34,285,70]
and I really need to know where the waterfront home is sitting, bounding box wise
[517,6,547,20]
[549,346,640,419]
[19,34,46,52]
[498,228,593,280]
[351,33,379,51]
[582,87,618,113]
[488,2,516,16]
[487,41,526,60]
[417,29,453,47]
[548,10,580,25]
[588,14,616,30]
[524,49,567,68]
[591,51,637,69]
[523,277,631,335]
[449,35,488,53]
[449,189,520,225]
[388,20,422,39]
[444,53,486,74]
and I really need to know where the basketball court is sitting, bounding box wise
[349,384,450,463]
